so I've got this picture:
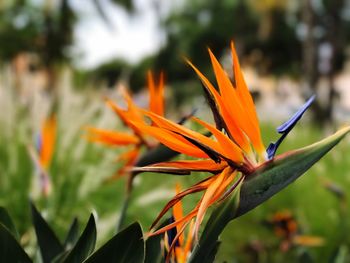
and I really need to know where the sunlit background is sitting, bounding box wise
[1,0,350,262]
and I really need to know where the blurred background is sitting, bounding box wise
[1,0,350,262]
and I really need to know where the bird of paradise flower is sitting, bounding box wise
[130,42,339,253]
[28,114,57,197]
[86,71,165,186]
[86,71,198,230]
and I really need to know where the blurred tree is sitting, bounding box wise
[0,0,135,92]
[83,58,131,88]
[147,0,259,105]
[143,0,301,105]
[300,0,350,126]
[146,0,350,125]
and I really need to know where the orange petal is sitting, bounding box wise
[292,235,325,247]
[141,109,225,158]
[173,184,185,246]
[208,48,266,158]
[114,147,140,177]
[148,159,227,173]
[105,93,145,139]
[150,208,198,237]
[230,42,266,157]
[129,121,209,158]
[40,115,56,169]
[150,176,216,230]
[192,117,243,163]
[193,167,231,239]
[85,127,140,145]
[166,220,190,263]
[148,71,165,116]
[186,59,251,153]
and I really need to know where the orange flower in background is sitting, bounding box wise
[28,115,57,197]
[86,71,165,180]
[268,210,324,251]
[132,42,315,247]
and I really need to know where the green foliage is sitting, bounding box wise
[64,218,79,249]
[0,0,135,65]
[144,234,162,263]
[82,59,131,89]
[85,222,144,263]
[0,205,146,263]
[237,127,350,218]
[31,202,64,262]
[0,207,19,240]
[0,223,32,262]
[63,214,96,263]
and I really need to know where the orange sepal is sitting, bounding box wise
[148,71,165,116]
[39,115,57,169]
[186,59,252,153]
[129,120,209,159]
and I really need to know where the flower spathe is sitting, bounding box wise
[132,42,316,248]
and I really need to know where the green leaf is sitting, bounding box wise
[31,202,64,263]
[64,218,79,250]
[189,182,241,263]
[329,245,349,263]
[52,250,71,263]
[0,207,19,240]
[85,222,144,263]
[144,233,162,263]
[189,127,350,263]
[0,223,32,262]
[63,214,96,263]
[236,126,350,217]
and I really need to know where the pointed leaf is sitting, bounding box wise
[31,202,64,263]
[237,127,350,217]
[144,233,162,263]
[189,182,241,263]
[63,214,96,263]
[64,218,79,250]
[0,223,32,262]
[85,222,144,263]
[329,245,348,263]
[52,250,71,263]
[0,207,19,240]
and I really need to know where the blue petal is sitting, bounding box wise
[267,95,315,160]
[277,95,315,133]
[166,216,180,248]
[36,133,42,153]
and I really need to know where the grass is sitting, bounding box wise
[0,72,350,261]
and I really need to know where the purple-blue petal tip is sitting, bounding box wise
[35,133,42,153]
[166,216,180,248]
[266,142,278,160]
[267,95,315,160]
[277,95,316,133]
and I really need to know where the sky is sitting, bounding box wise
[71,0,171,69]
